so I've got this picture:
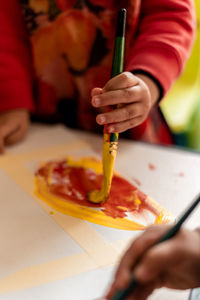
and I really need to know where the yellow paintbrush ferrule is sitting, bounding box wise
[88,134,118,203]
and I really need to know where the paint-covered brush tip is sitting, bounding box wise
[87,189,108,204]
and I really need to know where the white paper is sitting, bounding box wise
[0,125,199,299]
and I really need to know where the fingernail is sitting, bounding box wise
[109,126,114,132]
[98,116,106,124]
[94,97,101,106]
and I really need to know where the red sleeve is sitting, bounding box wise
[0,1,35,113]
[125,0,196,97]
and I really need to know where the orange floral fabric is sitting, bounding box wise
[16,0,195,144]
[20,0,141,132]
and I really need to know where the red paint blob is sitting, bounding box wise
[36,160,157,219]
[132,177,141,186]
[178,172,184,177]
[148,163,156,170]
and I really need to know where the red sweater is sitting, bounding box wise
[0,0,196,143]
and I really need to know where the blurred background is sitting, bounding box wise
[160,0,200,151]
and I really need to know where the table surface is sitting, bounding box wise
[0,124,199,300]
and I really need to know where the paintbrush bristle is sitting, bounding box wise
[87,189,108,203]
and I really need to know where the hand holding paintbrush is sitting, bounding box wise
[88,7,158,204]
[105,193,200,300]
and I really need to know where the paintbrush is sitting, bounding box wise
[109,193,200,300]
[88,8,126,204]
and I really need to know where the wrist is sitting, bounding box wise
[135,73,160,107]
[132,70,163,105]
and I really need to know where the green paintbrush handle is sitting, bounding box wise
[111,8,126,78]
[108,8,126,141]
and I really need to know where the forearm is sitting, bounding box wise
[125,0,196,97]
[0,1,35,114]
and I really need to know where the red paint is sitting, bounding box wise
[36,160,158,219]
[178,172,184,177]
[148,163,156,170]
[132,177,141,186]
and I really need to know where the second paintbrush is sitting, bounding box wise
[110,192,200,300]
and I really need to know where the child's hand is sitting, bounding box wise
[91,72,159,133]
[0,109,30,153]
[106,225,200,300]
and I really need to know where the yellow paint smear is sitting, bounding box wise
[0,252,96,294]
[35,156,173,230]
[89,134,117,203]
[35,179,145,231]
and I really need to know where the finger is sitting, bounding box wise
[106,268,130,299]
[92,86,141,108]
[0,133,5,154]
[0,121,18,153]
[91,87,103,97]
[5,123,28,145]
[96,103,142,125]
[130,281,158,300]
[0,120,18,139]
[114,226,171,283]
[109,226,166,295]
[107,278,158,300]
[103,72,139,91]
[106,226,170,299]
[104,117,143,133]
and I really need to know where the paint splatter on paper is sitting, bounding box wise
[178,172,184,177]
[132,177,141,187]
[35,157,173,230]
[148,163,156,171]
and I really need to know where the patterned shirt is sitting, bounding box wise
[0,0,195,143]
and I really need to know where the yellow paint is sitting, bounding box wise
[35,178,145,230]
[88,134,117,203]
[51,214,120,266]
[155,211,174,225]
[67,156,102,173]
[35,156,173,230]
[135,198,141,205]
[0,252,97,294]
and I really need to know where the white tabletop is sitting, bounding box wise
[0,124,199,300]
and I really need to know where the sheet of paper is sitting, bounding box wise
[0,124,199,299]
